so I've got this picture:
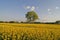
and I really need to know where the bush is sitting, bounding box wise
[56,20,60,24]
[9,21,17,23]
[0,21,4,23]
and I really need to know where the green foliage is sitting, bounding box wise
[9,21,19,23]
[0,21,4,23]
[56,20,60,24]
[26,11,38,22]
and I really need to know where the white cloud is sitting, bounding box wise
[24,6,39,11]
[48,9,52,14]
[56,7,59,9]
[25,6,31,9]
[31,6,35,11]
[48,9,51,11]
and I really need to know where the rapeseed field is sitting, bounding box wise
[0,23,60,40]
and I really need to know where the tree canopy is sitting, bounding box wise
[25,11,38,22]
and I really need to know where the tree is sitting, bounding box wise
[56,20,60,24]
[25,11,38,22]
[9,21,16,23]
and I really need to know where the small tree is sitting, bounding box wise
[25,11,38,22]
[56,20,60,24]
[9,21,16,23]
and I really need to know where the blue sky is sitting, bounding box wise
[0,0,60,22]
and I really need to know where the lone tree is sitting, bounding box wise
[25,11,38,22]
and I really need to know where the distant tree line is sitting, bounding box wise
[0,21,19,23]
[0,20,60,24]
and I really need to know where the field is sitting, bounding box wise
[0,23,60,40]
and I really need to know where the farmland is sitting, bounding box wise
[0,23,60,40]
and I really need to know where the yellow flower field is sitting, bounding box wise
[0,23,60,40]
